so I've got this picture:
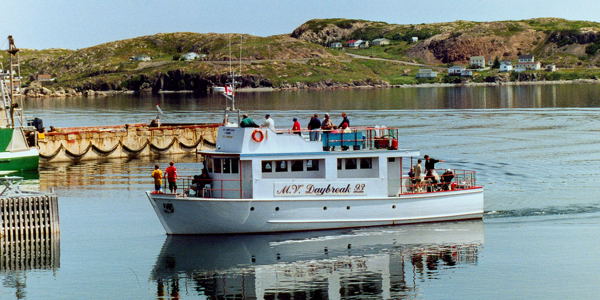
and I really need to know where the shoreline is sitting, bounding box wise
[22,78,600,99]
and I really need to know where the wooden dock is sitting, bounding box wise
[0,177,60,271]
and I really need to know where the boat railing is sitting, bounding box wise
[274,126,401,151]
[160,175,243,198]
[399,169,480,195]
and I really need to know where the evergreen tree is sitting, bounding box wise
[492,57,500,69]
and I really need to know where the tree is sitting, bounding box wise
[492,57,500,69]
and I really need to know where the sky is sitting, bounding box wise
[1,0,600,50]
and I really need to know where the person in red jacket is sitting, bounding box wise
[165,161,178,193]
[292,118,301,136]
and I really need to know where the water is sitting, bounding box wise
[3,83,600,299]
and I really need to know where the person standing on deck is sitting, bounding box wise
[165,161,178,193]
[338,112,350,129]
[261,114,275,131]
[151,165,163,192]
[292,118,302,135]
[307,114,321,141]
[424,155,444,186]
[240,114,260,128]
[414,159,423,190]
[321,113,334,151]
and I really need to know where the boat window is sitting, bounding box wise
[291,160,303,172]
[360,158,372,169]
[345,158,357,170]
[206,158,213,173]
[223,158,231,173]
[306,159,319,171]
[275,160,288,172]
[262,161,272,173]
[231,158,239,173]
[388,157,395,162]
[337,159,342,170]
[213,158,222,173]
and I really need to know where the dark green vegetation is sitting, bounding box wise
[2,18,600,94]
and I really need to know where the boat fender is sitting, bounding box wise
[251,130,264,143]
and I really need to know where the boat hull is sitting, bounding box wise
[146,188,484,234]
[0,148,39,171]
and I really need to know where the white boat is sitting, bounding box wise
[146,116,484,234]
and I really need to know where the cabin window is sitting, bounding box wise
[360,158,372,169]
[337,159,342,170]
[214,158,222,173]
[231,158,239,173]
[345,158,357,170]
[223,158,231,173]
[275,160,288,172]
[388,157,395,162]
[262,161,272,173]
[306,159,319,171]
[291,160,303,172]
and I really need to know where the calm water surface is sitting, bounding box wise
[3,84,600,299]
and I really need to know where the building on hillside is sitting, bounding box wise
[545,64,557,72]
[372,38,390,46]
[358,40,370,48]
[416,69,438,78]
[518,54,535,63]
[460,69,473,77]
[131,55,151,61]
[448,66,466,75]
[499,61,513,72]
[345,40,359,48]
[329,42,343,49]
[35,74,55,82]
[182,52,200,61]
[411,37,419,43]
[469,56,486,69]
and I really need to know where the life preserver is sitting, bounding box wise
[251,129,264,142]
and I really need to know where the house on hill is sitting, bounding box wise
[346,40,368,48]
[329,42,343,49]
[372,38,390,46]
[448,66,465,75]
[469,56,486,69]
[515,54,541,72]
[131,55,151,62]
[35,74,55,82]
[182,52,200,61]
[499,61,513,72]
[545,64,557,72]
[416,69,438,78]
[411,37,419,43]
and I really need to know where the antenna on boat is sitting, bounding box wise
[1,35,22,128]
[219,34,242,126]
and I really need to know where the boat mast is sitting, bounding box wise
[6,35,22,128]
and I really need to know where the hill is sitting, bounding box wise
[2,18,600,96]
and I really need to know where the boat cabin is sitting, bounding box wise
[184,126,475,200]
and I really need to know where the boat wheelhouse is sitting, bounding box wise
[147,125,484,234]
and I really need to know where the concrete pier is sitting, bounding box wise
[37,123,219,162]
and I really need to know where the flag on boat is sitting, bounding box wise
[224,85,234,96]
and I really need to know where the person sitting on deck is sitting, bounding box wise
[338,112,350,129]
[240,114,260,128]
[441,169,455,190]
[191,168,212,197]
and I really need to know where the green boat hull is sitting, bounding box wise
[0,152,39,171]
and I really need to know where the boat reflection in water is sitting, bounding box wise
[151,221,483,299]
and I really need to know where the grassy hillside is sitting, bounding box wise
[2,18,600,94]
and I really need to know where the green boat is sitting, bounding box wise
[0,35,39,172]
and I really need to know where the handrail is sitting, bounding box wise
[272,127,400,151]
[161,175,243,199]
[400,169,478,195]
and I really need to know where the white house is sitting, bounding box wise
[372,38,390,46]
[411,37,419,43]
[131,55,151,62]
[346,40,366,48]
[460,70,473,77]
[469,56,486,69]
[448,66,466,75]
[182,52,200,61]
[499,61,513,72]
[416,69,438,78]
[358,40,370,48]
[329,42,343,48]
[545,64,557,72]
[518,54,535,63]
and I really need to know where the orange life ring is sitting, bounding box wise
[251,129,264,142]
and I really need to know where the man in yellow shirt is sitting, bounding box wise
[151,165,163,192]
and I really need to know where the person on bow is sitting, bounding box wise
[165,161,178,193]
[151,165,163,193]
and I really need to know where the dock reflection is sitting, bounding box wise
[151,221,483,299]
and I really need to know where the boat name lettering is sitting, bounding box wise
[274,183,366,196]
